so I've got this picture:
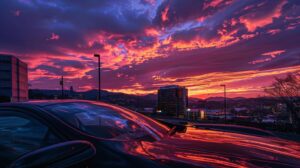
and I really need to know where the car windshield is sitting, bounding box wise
[45,102,169,141]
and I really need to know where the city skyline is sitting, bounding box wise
[0,0,299,98]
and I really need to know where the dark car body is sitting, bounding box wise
[1,100,300,168]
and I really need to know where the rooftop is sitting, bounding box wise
[159,85,186,90]
[0,54,27,64]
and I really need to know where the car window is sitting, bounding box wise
[0,113,61,167]
[46,102,169,141]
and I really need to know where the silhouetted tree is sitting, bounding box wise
[265,73,300,131]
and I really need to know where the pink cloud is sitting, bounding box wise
[267,29,281,35]
[47,33,60,41]
[203,0,232,10]
[248,58,272,65]
[262,50,285,58]
[240,1,287,32]
[241,33,258,40]
[249,50,286,65]
[161,5,169,22]
[204,0,224,9]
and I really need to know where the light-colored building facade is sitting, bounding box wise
[0,55,28,102]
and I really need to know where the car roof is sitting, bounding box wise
[0,99,111,108]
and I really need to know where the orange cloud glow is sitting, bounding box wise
[109,65,300,98]
[145,28,160,36]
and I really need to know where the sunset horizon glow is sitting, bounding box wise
[0,0,299,99]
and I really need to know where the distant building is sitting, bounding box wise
[157,85,188,117]
[204,109,222,119]
[0,55,28,102]
[70,86,74,98]
[185,108,200,120]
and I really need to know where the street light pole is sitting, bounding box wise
[60,76,64,99]
[220,84,227,122]
[94,54,101,101]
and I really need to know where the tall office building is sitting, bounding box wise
[0,55,28,102]
[157,85,188,117]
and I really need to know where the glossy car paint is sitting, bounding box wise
[1,100,300,168]
[9,140,96,168]
[130,127,300,167]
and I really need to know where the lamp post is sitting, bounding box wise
[220,84,227,122]
[94,54,101,101]
[60,76,64,99]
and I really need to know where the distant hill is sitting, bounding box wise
[29,89,278,111]
[205,97,247,102]
[29,89,157,110]
[205,97,224,102]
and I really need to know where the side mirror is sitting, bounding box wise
[168,125,187,135]
[174,124,187,133]
[9,140,96,168]
[157,119,187,135]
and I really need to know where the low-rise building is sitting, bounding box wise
[0,55,28,102]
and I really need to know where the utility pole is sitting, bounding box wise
[94,54,101,101]
[220,84,227,122]
[60,76,64,99]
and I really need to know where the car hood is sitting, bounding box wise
[130,127,300,168]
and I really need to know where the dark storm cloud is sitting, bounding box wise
[153,0,251,43]
[52,59,86,69]
[34,65,70,76]
[0,0,83,55]
[0,0,151,56]
[162,0,297,46]
[152,0,231,27]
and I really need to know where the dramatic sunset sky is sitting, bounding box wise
[0,0,299,98]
